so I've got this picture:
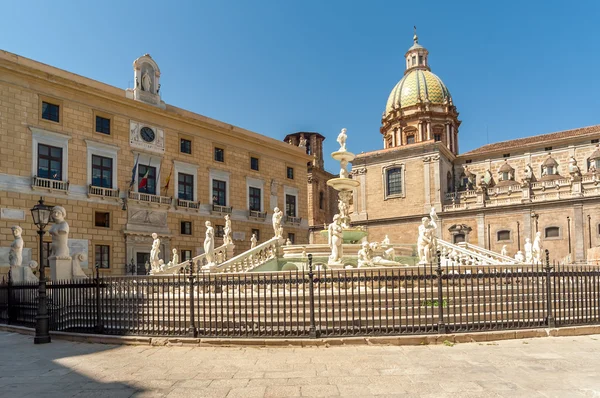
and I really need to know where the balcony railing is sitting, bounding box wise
[211,204,233,214]
[285,215,302,225]
[32,176,69,193]
[176,198,200,210]
[128,191,172,206]
[248,210,267,220]
[88,185,120,199]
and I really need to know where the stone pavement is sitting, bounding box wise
[0,331,599,397]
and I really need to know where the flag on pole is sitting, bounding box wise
[129,154,140,190]
[163,164,173,195]
[138,168,150,190]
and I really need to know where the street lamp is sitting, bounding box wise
[30,197,52,344]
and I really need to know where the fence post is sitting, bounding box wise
[544,249,556,328]
[7,268,13,325]
[187,260,197,337]
[94,264,103,334]
[435,250,447,334]
[308,254,319,338]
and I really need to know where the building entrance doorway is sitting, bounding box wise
[136,252,150,275]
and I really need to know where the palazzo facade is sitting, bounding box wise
[0,51,310,276]
[350,33,600,264]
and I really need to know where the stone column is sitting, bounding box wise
[446,123,451,148]
[423,157,432,213]
[426,122,431,141]
[573,203,585,262]
[476,213,485,247]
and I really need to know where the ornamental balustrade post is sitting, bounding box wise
[308,254,319,338]
[544,249,556,328]
[436,250,447,334]
[187,260,197,337]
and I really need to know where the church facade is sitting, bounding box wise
[350,33,600,264]
[0,50,310,276]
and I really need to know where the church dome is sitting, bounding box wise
[385,69,452,114]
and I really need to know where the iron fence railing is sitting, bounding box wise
[1,260,599,338]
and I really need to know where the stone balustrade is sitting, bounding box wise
[212,237,280,273]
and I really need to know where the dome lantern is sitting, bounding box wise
[405,26,430,73]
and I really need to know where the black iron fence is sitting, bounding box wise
[1,260,599,338]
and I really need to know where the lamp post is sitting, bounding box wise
[30,197,52,344]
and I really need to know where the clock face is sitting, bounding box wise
[140,127,155,143]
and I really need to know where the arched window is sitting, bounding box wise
[386,168,403,196]
[545,227,560,238]
[453,233,465,244]
[497,230,511,241]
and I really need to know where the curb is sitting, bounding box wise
[2,324,600,347]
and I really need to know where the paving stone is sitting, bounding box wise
[300,384,340,396]
[265,385,302,397]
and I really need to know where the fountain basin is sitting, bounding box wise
[327,177,359,191]
[319,228,368,244]
[331,151,356,163]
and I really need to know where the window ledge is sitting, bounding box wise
[176,198,201,211]
[384,193,405,200]
[88,185,120,200]
[248,210,267,220]
[211,204,232,215]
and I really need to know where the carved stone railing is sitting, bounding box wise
[437,239,520,267]
[485,197,522,207]
[88,185,120,199]
[32,176,69,193]
[487,183,521,196]
[211,204,232,214]
[176,198,200,210]
[457,241,517,264]
[150,243,232,275]
[444,190,476,201]
[248,210,267,220]
[211,237,280,273]
[128,190,173,206]
[443,203,467,212]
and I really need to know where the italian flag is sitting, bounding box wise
[138,169,150,190]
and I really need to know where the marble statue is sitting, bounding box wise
[417,208,438,264]
[9,225,23,267]
[336,128,347,152]
[524,238,533,263]
[337,198,349,227]
[532,231,543,265]
[142,71,152,92]
[49,206,70,259]
[568,156,581,178]
[171,248,179,267]
[9,225,39,283]
[150,233,161,271]
[286,238,292,246]
[272,207,283,238]
[514,251,525,263]
[357,241,373,268]
[251,233,257,249]
[223,214,232,245]
[298,134,307,149]
[500,245,508,257]
[340,158,349,179]
[328,214,343,264]
[204,221,215,266]
[381,235,390,246]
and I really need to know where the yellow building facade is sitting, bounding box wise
[0,51,310,276]
[351,34,600,264]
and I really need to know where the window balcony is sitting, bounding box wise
[128,190,172,208]
[211,204,232,215]
[248,210,267,220]
[176,198,200,210]
[88,185,120,200]
[285,215,302,225]
[32,176,69,193]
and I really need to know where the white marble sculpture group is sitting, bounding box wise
[417,208,439,264]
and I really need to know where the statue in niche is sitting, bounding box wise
[532,231,543,265]
[223,214,232,245]
[49,206,70,259]
[524,238,533,263]
[328,214,343,264]
[337,128,347,152]
[150,233,162,271]
[298,134,307,149]
[142,70,152,92]
[272,207,283,238]
[204,221,215,266]
[357,241,373,268]
[250,233,257,249]
[417,207,438,264]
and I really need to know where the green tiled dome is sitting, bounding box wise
[385,69,451,114]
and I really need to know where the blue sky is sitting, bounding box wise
[2,0,599,171]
